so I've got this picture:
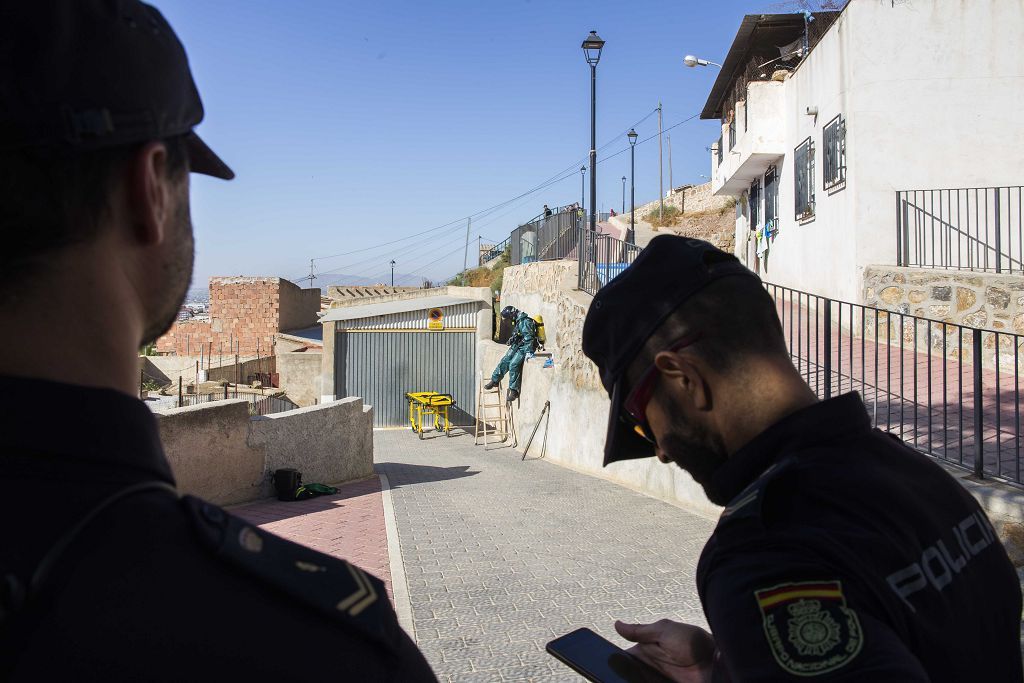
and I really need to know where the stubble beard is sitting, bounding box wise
[141,193,194,346]
[658,393,731,505]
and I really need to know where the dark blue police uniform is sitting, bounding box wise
[0,375,437,681]
[697,392,1022,682]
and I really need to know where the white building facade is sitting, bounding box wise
[704,0,1024,304]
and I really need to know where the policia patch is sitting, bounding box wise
[755,581,863,676]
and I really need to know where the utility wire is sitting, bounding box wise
[297,108,697,283]
[304,108,663,270]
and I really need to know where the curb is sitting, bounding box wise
[378,472,416,642]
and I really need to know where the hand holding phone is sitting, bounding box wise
[546,627,674,683]
[614,619,715,683]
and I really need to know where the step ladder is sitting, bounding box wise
[474,374,517,449]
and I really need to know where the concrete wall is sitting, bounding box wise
[155,397,373,505]
[487,262,721,519]
[714,0,1024,304]
[142,355,276,389]
[279,280,322,333]
[277,350,322,407]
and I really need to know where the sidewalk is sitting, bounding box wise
[375,428,715,682]
[231,476,394,602]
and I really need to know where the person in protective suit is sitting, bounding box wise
[485,306,537,403]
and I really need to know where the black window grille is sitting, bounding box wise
[794,137,815,220]
[765,166,779,226]
[729,119,736,150]
[749,179,761,230]
[823,114,846,190]
[716,135,723,166]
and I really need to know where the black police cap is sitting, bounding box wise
[581,235,760,466]
[0,0,233,180]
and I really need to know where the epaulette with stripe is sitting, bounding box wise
[181,496,398,652]
[717,457,797,524]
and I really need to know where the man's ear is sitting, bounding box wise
[124,141,173,247]
[654,350,712,412]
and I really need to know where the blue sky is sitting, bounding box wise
[157,0,785,288]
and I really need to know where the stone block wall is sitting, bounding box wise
[862,266,1024,369]
[631,182,733,220]
[156,277,321,357]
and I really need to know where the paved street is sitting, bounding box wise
[375,428,715,682]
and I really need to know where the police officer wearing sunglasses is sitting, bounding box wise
[581,236,1021,682]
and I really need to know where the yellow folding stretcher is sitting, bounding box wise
[405,391,455,439]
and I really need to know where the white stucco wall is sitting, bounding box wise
[717,0,1024,304]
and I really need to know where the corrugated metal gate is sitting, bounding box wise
[336,331,476,427]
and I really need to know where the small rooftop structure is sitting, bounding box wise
[320,295,481,323]
[326,285,422,301]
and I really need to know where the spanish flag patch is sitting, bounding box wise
[754,580,863,676]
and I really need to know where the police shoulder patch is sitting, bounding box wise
[754,580,863,677]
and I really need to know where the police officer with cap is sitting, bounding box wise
[0,2,435,679]
[581,235,1022,681]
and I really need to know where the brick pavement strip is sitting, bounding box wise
[231,476,394,602]
[375,428,715,683]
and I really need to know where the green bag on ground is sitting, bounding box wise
[292,483,338,500]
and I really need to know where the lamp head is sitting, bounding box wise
[581,31,605,66]
[627,128,638,146]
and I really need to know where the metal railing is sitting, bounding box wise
[509,207,583,266]
[716,135,723,166]
[728,120,736,151]
[480,236,509,264]
[578,230,642,296]
[896,186,1024,273]
[766,282,1024,486]
[177,390,298,415]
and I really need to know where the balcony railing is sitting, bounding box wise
[728,120,736,151]
[897,186,1024,273]
[716,135,723,166]
[578,230,641,296]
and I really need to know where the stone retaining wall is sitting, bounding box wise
[862,266,1024,368]
[486,262,721,520]
[632,182,731,218]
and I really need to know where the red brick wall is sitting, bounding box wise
[157,278,279,357]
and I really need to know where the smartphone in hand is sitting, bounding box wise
[546,627,673,683]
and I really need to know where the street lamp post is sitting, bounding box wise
[390,259,396,286]
[582,31,604,232]
[627,128,638,245]
[580,166,586,212]
[621,176,626,214]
